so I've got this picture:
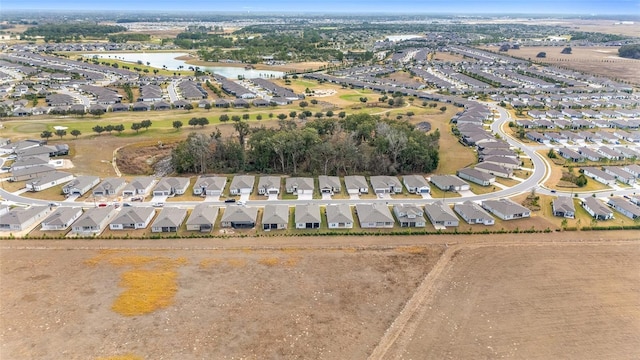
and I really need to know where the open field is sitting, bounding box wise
[1,231,639,359]
[480,45,640,85]
[381,243,640,359]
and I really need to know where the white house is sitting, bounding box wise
[326,204,353,229]
[403,175,430,194]
[109,207,156,230]
[40,207,83,231]
[482,199,531,220]
[454,201,495,225]
[25,171,73,192]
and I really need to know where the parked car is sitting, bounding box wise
[224,198,236,203]
[97,203,108,207]
[152,202,164,207]
[123,203,132,207]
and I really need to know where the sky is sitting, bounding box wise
[1,0,638,14]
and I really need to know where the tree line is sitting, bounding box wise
[23,23,126,42]
[171,113,439,176]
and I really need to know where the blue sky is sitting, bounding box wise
[1,0,637,14]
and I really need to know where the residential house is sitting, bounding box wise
[429,175,470,192]
[10,156,50,172]
[193,176,227,196]
[0,206,51,232]
[62,175,100,196]
[623,164,640,178]
[151,208,187,233]
[403,175,430,194]
[186,204,219,232]
[577,147,602,162]
[355,203,394,228]
[607,197,640,220]
[474,162,513,179]
[261,204,289,231]
[10,165,55,182]
[286,177,315,195]
[598,147,622,161]
[393,204,426,227]
[457,168,495,186]
[109,207,156,230]
[558,147,584,162]
[526,131,547,144]
[482,199,531,220]
[454,201,495,225]
[93,178,127,197]
[582,167,616,186]
[370,176,402,194]
[603,166,635,184]
[552,197,576,218]
[326,204,354,229]
[40,207,83,231]
[344,175,369,194]
[424,201,459,228]
[25,171,74,192]
[318,176,341,194]
[295,204,321,229]
[71,206,118,235]
[220,206,258,229]
[581,197,613,220]
[616,147,640,160]
[153,177,190,196]
[229,175,255,195]
[258,176,281,195]
[482,156,520,170]
[122,176,156,197]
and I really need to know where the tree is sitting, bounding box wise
[359,97,368,103]
[406,111,414,118]
[277,113,287,121]
[439,106,447,113]
[338,111,346,119]
[575,174,588,187]
[289,111,297,119]
[92,125,105,134]
[219,114,230,123]
[70,129,81,139]
[242,114,250,120]
[89,108,104,117]
[140,119,152,130]
[40,130,53,141]
[233,120,251,147]
[325,110,334,118]
[231,115,241,122]
[547,149,557,159]
[299,101,308,108]
[184,103,194,112]
[256,114,262,121]
[55,129,66,139]
[114,124,125,134]
[131,123,142,133]
[173,120,183,131]
[310,99,318,105]
[104,124,114,134]
[198,118,209,127]
[204,103,211,111]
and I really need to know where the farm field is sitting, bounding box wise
[479,45,640,85]
[1,231,638,359]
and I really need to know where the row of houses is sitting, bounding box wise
[527,130,640,145]
[554,196,640,221]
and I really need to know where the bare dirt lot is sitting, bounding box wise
[1,231,638,360]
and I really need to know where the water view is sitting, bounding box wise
[85,52,284,78]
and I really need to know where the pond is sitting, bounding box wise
[85,52,284,79]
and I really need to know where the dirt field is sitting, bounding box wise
[380,243,640,360]
[1,231,639,360]
[480,45,640,85]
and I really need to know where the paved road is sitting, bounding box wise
[167,79,180,103]
[58,87,91,107]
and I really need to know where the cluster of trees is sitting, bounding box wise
[23,23,126,42]
[619,44,640,60]
[92,124,125,134]
[41,129,81,140]
[107,33,151,43]
[171,113,439,176]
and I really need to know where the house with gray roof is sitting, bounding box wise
[403,175,430,194]
[262,204,289,231]
[457,168,495,186]
[122,176,156,197]
[482,156,520,170]
[355,203,394,228]
[71,206,117,234]
[258,176,281,195]
[295,204,321,229]
[344,175,369,194]
[454,201,495,225]
[10,156,50,172]
[10,164,55,182]
[326,204,353,229]
[109,207,156,230]
[193,176,227,196]
[429,175,470,192]
[582,167,616,186]
[229,175,255,195]
[623,164,640,178]
[151,208,187,233]
[186,204,219,232]
[370,176,402,194]
[40,207,83,231]
[552,197,576,219]
[603,166,635,184]
[153,177,190,196]
[482,199,531,220]
[393,204,426,228]
[0,206,51,232]
[578,147,602,162]
[558,147,584,162]
[424,201,459,228]
[318,176,341,194]
[286,177,315,195]
[25,171,74,192]
[616,147,640,159]
[93,178,127,197]
[607,197,640,220]
[62,175,100,196]
[598,147,622,161]
[221,206,258,229]
[474,162,513,179]
[581,197,613,221]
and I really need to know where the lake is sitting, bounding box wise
[85,52,284,79]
